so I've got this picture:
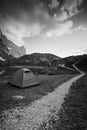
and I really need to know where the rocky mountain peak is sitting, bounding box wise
[0,30,26,58]
[0,30,26,65]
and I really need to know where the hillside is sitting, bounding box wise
[9,53,87,74]
[64,55,87,72]
[12,53,61,67]
[51,54,87,71]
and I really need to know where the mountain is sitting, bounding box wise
[12,53,61,67]
[0,30,26,59]
[75,55,87,72]
[56,54,87,72]
[0,31,61,67]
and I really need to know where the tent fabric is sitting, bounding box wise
[9,68,39,88]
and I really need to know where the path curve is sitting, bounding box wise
[73,62,83,74]
[0,73,84,130]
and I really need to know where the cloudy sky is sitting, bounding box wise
[0,0,87,57]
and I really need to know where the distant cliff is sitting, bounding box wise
[0,30,26,58]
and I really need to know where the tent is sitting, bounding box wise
[9,68,40,88]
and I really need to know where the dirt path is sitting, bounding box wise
[73,62,83,74]
[59,64,75,71]
[0,74,84,130]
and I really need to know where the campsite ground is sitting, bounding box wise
[1,66,85,130]
[0,67,74,112]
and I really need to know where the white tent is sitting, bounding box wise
[9,68,40,88]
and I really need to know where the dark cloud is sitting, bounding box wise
[82,0,87,8]
[0,0,84,21]
[0,0,85,45]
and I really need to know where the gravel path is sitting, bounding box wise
[73,62,83,74]
[0,74,84,130]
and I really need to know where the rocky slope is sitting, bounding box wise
[0,30,26,59]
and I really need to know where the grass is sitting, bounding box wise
[0,65,78,76]
[39,74,87,130]
[0,67,75,112]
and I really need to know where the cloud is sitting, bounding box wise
[70,47,87,56]
[73,25,87,31]
[0,0,84,45]
[45,21,73,37]
[44,24,86,38]
[0,17,44,45]
[61,0,84,17]
[66,25,87,35]
[51,0,59,8]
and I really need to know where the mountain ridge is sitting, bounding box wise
[0,29,87,70]
[12,53,61,67]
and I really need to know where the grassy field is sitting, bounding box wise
[39,74,87,130]
[0,67,75,112]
